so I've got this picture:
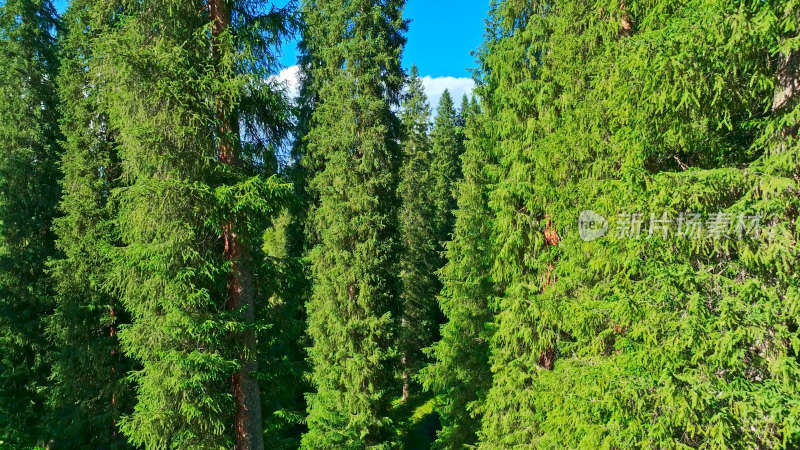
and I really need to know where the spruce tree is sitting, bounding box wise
[478,0,800,447]
[260,208,310,450]
[91,0,292,446]
[458,94,480,128]
[0,0,62,444]
[456,95,470,129]
[422,90,496,450]
[259,36,315,444]
[397,64,437,406]
[300,0,407,446]
[47,0,133,446]
[429,89,464,248]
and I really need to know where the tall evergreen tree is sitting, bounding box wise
[423,88,496,450]
[91,0,292,446]
[478,0,800,447]
[46,0,133,446]
[260,208,310,450]
[259,33,315,444]
[300,0,407,446]
[0,0,62,444]
[457,95,469,129]
[458,94,480,129]
[397,64,437,405]
[429,89,464,248]
[421,9,498,448]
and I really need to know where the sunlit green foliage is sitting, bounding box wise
[1,0,798,447]
[87,0,292,446]
[423,89,497,450]
[479,0,800,447]
[397,65,437,406]
[300,0,407,446]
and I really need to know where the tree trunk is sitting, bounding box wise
[539,217,558,370]
[619,1,632,36]
[401,355,410,402]
[773,49,799,139]
[224,226,263,450]
[110,306,117,437]
[210,0,264,448]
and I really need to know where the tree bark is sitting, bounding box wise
[110,306,117,437]
[210,0,264,448]
[401,356,410,402]
[539,217,558,370]
[619,1,632,36]
[773,49,799,139]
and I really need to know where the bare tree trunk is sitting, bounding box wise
[210,0,264,448]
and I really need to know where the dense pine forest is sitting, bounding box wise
[0,0,799,448]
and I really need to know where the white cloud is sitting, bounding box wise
[274,65,301,99]
[420,75,475,109]
[273,65,475,110]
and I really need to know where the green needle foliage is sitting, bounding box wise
[300,0,407,447]
[47,0,134,446]
[423,90,497,449]
[260,208,310,450]
[398,84,472,448]
[398,64,438,406]
[87,0,292,446]
[2,0,800,447]
[478,0,800,448]
[430,90,464,247]
[261,73,313,445]
[0,0,62,445]
[257,29,317,450]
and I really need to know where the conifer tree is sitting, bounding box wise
[260,40,314,444]
[91,0,292,446]
[459,94,480,128]
[430,89,464,247]
[478,0,800,447]
[300,0,407,446]
[397,64,437,405]
[260,208,310,450]
[0,0,62,444]
[423,91,496,450]
[457,95,470,129]
[46,0,133,445]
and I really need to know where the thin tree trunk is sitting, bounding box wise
[401,355,410,402]
[773,49,799,139]
[210,0,264,448]
[110,306,117,437]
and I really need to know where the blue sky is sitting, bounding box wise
[52,0,489,105]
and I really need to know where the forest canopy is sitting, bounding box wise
[0,0,798,448]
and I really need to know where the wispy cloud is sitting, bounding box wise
[274,65,475,110]
[420,76,475,109]
[274,65,301,99]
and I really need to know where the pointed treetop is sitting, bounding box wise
[458,94,471,127]
[402,63,431,135]
[434,88,459,134]
[438,88,455,115]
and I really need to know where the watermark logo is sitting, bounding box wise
[578,209,770,242]
[578,210,608,241]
